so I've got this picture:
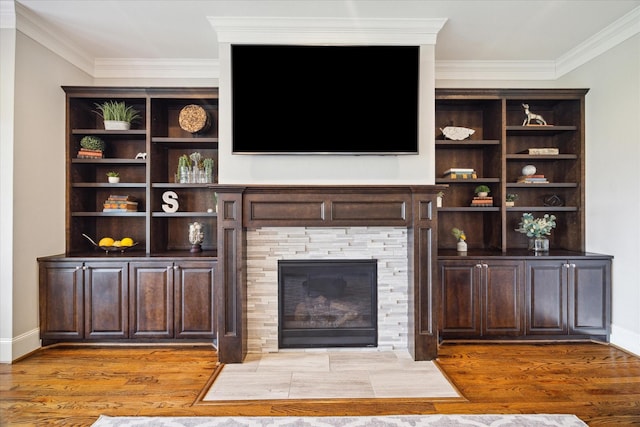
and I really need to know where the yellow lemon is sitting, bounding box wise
[112,240,122,247]
[98,237,114,247]
[120,237,134,247]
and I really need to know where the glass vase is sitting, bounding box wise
[529,237,549,252]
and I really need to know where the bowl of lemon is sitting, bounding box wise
[83,233,138,253]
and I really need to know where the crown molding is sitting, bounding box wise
[208,16,448,45]
[555,5,640,77]
[6,6,638,80]
[436,60,557,81]
[12,2,94,75]
[93,58,220,79]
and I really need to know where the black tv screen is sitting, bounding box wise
[231,45,419,154]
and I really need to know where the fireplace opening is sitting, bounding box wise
[278,259,377,348]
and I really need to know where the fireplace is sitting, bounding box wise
[278,259,377,348]
[214,185,440,364]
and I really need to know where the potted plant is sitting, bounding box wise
[451,227,467,254]
[505,193,518,207]
[436,191,444,208]
[106,171,120,183]
[94,101,140,130]
[474,185,491,197]
[515,213,556,252]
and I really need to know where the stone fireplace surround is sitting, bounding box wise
[214,185,442,364]
[246,226,409,354]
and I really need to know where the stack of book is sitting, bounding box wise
[523,148,559,155]
[103,195,138,212]
[442,168,477,180]
[471,196,494,207]
[77,148,104,158]
[517,174,549,184]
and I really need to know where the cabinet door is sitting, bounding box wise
[174,261,216,338]
[568,259,611,336]
[84,262,128,339]
[129,261,173,338]
[525,261,567,335]
[439,260,481,336]
[483,261,524,335]
[39,261,84,341]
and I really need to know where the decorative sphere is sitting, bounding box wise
[522,164,537,176]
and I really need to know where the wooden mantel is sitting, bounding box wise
[214,185,444,363]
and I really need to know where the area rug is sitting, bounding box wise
[197,351,462,402]
[92,414,588,426]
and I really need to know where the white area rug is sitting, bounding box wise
[92,414,588,427]
[201,351,461,401]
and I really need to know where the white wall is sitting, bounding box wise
[557,34,640,355]
[0,29,92,362]
[0,27,17,363]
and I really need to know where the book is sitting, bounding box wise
[108,195,135,201]
[445,172,477,179]
[443,168,475,175]
[526,148,559,155]
[77,149,103,158]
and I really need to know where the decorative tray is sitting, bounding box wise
[82,233,139,253]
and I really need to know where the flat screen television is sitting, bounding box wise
[231,44,420,154]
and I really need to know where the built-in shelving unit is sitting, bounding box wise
[435,88,587,253]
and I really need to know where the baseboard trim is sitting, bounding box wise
[610,324,640,357]
[0,327,40,363]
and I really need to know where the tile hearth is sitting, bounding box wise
[203,351,461,401]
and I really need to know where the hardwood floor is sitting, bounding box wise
[1,342,639,426]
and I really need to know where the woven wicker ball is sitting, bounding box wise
[179,104,209,133]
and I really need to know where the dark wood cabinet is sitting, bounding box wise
[129,260,216,340]
[439,253,611,341]
[440,258,523,338]
[39,258,215,344]
[526,258,611,339]
[129,261,174,338]
[39,260,128,343]
[175,261,216,338]
[39,261,84,342]
[84,261,128,340]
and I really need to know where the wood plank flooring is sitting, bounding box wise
[1,342,639,426]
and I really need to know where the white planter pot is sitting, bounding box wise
[108,176,120,183]
[104,120,131,130]
[505,201,515,207]
[477,192,488,198]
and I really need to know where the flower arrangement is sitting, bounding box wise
[515,213,557,238]
[452,227,466,242]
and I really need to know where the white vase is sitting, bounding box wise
[104,120,130,130]
[456,240,467,254]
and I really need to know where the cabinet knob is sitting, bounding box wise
[173,265,179,270]
[570,263,576,269]
[82,266,88,271]
[475,264,483,269]
[75,266,81,271]
[482,263,489,269]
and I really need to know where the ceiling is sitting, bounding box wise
[5,0,640,79]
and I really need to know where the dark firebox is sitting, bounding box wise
[278,259,377,348]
